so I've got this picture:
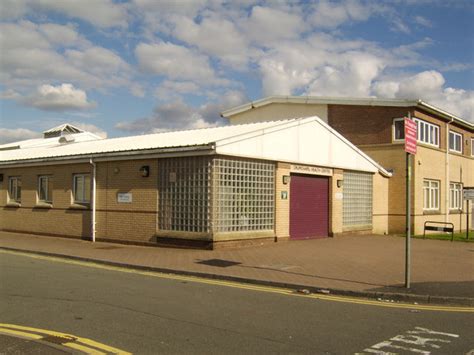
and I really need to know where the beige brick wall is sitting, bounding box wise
[373,172,389,235]
[96,159,158,243]
[0,163,92,238]
[331,169,343,235]
[275,163,290,240]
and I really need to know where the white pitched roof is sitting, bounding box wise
[0,117,391,176]
[0,131,103,151]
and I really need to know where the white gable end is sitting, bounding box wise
[215,116,383,174]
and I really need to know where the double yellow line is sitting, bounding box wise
[1,249,473,313]
[0,323,131,354]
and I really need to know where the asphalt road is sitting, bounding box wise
[0,251,472,354]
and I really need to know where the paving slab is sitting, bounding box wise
[0,231,472,305]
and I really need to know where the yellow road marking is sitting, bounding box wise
[0,327,43,340]
[0,323,131,354]
[63,342,107,355]
[1,249,473,313]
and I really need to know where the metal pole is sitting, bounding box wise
[467,200,470,240]
[405,151,411,288]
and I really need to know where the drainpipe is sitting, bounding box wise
[90,158,97,242]
[445,118,454,223]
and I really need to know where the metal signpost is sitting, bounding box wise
[404,116,417,288]
[463,187,474,240]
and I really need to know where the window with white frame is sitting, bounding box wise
[449,131,462,153]
[471,138,474,156]
[415,119,439,147]
[423,179,439,211]
[393,118,405,141]
[73,174,91,204]
[38,175,52,203]
[8,177,21,203]
[449,182,462,210]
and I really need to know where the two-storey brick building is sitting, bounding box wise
[221,96,474,235]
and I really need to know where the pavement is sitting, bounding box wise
[0,231,473,306]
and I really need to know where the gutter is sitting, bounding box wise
[90,158,97,243]
[0,144,215,168]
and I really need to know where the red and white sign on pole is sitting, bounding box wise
[404,117,417,155]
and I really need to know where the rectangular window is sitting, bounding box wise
[8,177,21,203]
[393,118,405,141]
[449,131,462,153]
[472,138,474,156]
[38,175,53,203]
[73,174,91,204]
[415,119,439,147]
[423,179,439,211]
[449,183,462,210]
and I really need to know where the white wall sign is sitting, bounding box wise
[290,164,333,176]
[117,193,133,203]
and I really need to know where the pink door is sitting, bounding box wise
[290,174,329,239]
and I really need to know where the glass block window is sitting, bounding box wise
[158,157,212,233]
[343,171,373,227]
[213,159,275,232]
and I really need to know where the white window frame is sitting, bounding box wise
[8,176,22,203]
[38,175,52,204]
[392,118,405,142]
[423,179,440,211]
[415,119,439,147]
[449,182,462,210]
[73,174,91,204]
[449,130,463,153]
[471,138,474,156]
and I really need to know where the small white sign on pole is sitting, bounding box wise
[463,188,474,201]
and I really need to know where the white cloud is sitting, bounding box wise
[135,41,224,85]
[244,6,306,43]
[36,0,128,28]
[116,90,247,133]
[373,70,474,122]
[310,0,373,28]
[0,0,128,27]
[71,122,107,138]
[155,80,200,100]
[23,83,96,111]
[0,128,41,144]
[414,15,432,28]
[0,21,133,94]
[171,14,250,68]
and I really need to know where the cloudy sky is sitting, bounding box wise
[0,0,473,143]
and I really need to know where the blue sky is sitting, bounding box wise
[0,0,473,143]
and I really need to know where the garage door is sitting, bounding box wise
[290,174,329,239]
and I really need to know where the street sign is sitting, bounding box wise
[404,117,417,155]
[463,188,474,201]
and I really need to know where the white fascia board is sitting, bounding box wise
[417,101,473,129]
[220,95,419,118]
